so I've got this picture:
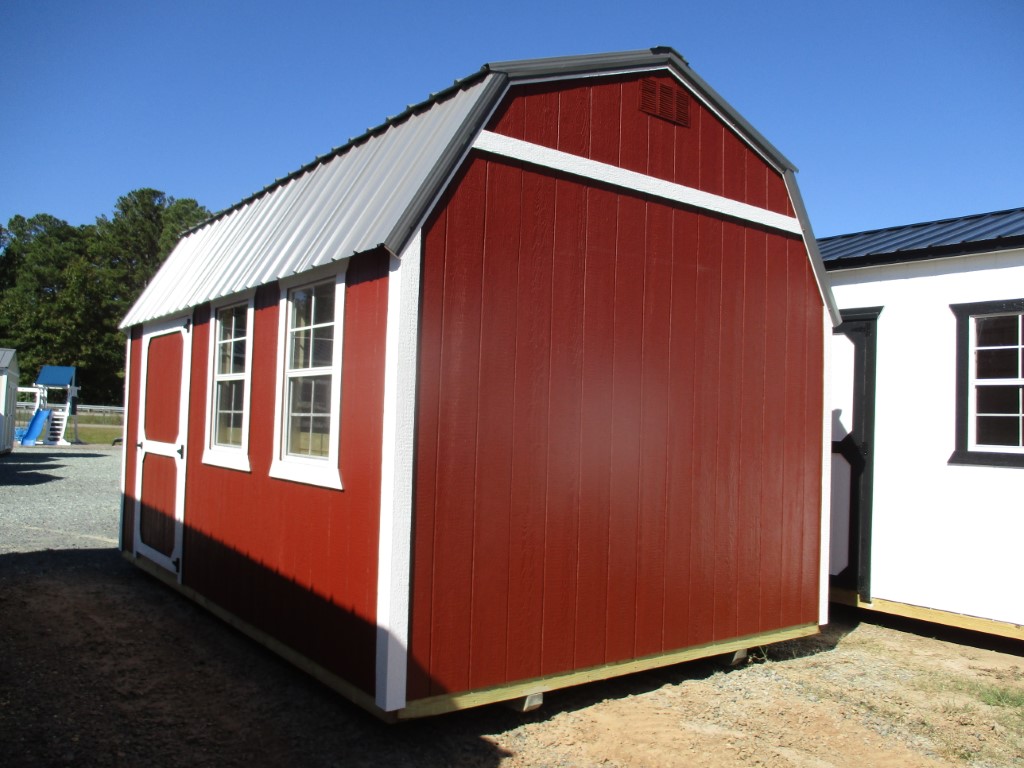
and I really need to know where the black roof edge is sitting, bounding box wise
[818,205,1024,246]
[823,233,1024,271]
[384,72,511,256]
[486,47,797,174]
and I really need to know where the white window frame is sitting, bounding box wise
[968,310,1024,454]
[269,266,346,489]
[202,293,255,472]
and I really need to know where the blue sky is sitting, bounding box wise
[2,0,1021,237]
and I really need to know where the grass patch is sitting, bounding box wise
[977,683,1024,711]
[72,424,123,445]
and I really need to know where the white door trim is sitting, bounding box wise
[133,315,192,581]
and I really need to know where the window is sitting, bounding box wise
[270,269,345,489]
[203,296,254,471]
[950,298,1024,467]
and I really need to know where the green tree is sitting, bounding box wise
[0,190,209,404]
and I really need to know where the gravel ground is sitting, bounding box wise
[0,444,123,554]
[2,445,1023,767]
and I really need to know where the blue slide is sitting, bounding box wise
[20,409,51,446]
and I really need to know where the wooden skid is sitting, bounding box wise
[831,588,1024,641]
[398,623,819,719]
[129,551,818,721]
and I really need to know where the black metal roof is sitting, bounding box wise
[819,207,1024,269]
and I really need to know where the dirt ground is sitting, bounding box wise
[1,547,1022,767]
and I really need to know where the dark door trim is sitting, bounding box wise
[832,306,881,602]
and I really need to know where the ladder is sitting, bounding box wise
[44,407,71,445]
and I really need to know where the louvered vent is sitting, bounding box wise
[639,78,690,127]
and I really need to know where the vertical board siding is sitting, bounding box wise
[176,252,389,696]
[487,74,791,216]
[411,150,824,698]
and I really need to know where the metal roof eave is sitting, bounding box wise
[783,170,841,326]
[823,234,1024,271]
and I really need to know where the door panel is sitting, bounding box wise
[139,453,178,557]
[133,316,191,578]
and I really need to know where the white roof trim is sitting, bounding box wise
[472,130,803,236]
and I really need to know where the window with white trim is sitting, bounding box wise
[270,269,345,488]
[203,296,254,472]
[950,298,1024,467]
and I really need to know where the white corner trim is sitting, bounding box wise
[376,233,422,712]
[472,130,803,236]
[819,307,833,626]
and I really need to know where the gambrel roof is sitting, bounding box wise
[123,47,833,328]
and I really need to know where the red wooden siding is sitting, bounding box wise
[408,154,824,701]
[487,74,796,218]
[136,250,391,695]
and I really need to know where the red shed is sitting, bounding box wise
[119,48,838,719]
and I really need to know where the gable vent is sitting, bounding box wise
[639,78,690,127]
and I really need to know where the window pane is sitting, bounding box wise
[976,349,1018,379]
[287,375,332,457]
[311,327,334,367]
[976,315,1019,347]
[216,306,248,376]
[215,380,244,446]
[217,342,232,375]
[290,329,311,369]
[977,385,1020,415]
[977,415,1020,446]
[290,288,312,327]
[313,283,335,325]
[231,339,246,373]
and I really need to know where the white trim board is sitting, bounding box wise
[375,233,422,712]
[472,130,802,236]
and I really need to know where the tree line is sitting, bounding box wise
[0,189,210,404]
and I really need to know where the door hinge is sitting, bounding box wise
[172,557,181,573]
[177,444,184,459]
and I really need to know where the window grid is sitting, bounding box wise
[285,282,335,458]
[973,313,1024,450]
[213,304,248,448]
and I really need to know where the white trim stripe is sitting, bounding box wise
[375,234,422,712]
[472,130,803,236]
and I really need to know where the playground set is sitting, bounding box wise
[13,365,80,447]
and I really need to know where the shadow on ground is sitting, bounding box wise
[0,546,861,767]
[0,449,110,487]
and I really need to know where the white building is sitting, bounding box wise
[0,348,18,454]
[822,207,1024,640]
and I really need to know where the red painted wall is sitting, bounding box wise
[408,106,824,699]
[487,73,795,217]
[123,251,389,696]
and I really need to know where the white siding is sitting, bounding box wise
[829,247,1024,626]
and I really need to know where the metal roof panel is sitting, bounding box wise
[121,76,496,328]
[820,207,1024,268]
